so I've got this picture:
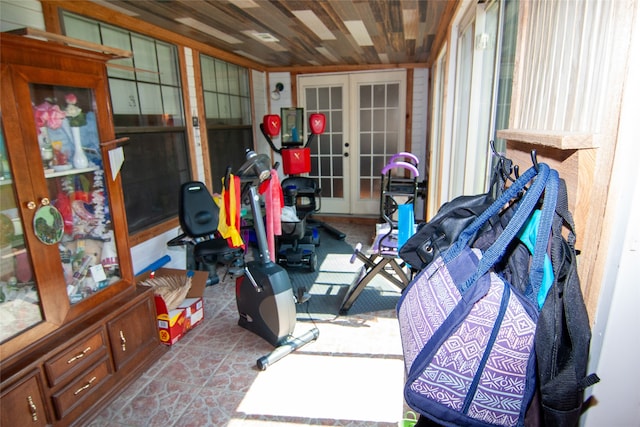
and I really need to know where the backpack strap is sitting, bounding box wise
[446,163,552,294]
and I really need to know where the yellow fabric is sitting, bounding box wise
[217,174,244,248]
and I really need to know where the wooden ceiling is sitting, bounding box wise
[94,0,448,69]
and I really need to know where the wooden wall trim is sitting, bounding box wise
[405,68,414,154]
[427,0,459,67]
[268,63,427,74]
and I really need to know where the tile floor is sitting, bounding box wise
[90,221,413,426]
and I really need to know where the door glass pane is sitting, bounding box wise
[30,84,122,305]
[0,129,41,343]
[358,82,402,201]
[305,86,344,199]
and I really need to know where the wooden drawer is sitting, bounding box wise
[44,328,108,387]
[1,370,51,427]
[51,355,112,420]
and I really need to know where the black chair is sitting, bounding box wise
[169,181,243,285]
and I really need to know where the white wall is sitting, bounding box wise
[411,68,429,220]
[0,0,44,32]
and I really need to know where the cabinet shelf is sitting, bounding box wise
[44,165,99,179]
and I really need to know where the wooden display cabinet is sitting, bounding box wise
[0,33,165,425]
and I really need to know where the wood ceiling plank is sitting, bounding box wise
[67,0,446,67]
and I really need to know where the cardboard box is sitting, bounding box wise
[137,268,208,345]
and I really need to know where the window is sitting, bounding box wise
[200,54,252,188]
[433,0,518,206]
[61,12,190,235]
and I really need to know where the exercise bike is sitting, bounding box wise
[234,149,319,370]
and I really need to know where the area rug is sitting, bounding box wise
[285,228,405,319]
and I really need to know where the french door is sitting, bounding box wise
[298,70,406,215]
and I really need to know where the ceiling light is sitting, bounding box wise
[246,31,279,43]
[241,30,286,51]
[378,53,390,64]
[176,17,242,44]
[293,10,336,40]
[315,47,339,63]
[344,20,373,46]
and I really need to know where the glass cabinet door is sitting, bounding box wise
[0,129,41,343]
[30,84,122,306]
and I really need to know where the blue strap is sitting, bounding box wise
[445,163,549,262]
[445,164,551,294]
[527,169,558,307]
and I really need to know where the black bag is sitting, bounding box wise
[533,179,600,426]
[398,193,493,270]
[399,156,512,270]
[472,177,600,426]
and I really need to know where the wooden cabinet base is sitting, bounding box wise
[1,286,167,427]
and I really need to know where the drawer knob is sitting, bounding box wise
[119,330,127,351]
[67,346,92,364]
[74,376,97,396]
[27,395,38,421]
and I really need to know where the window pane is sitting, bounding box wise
[318,87,330,110]
[239,68,250,95]
[241,97,251,124]
[387,83,399,107]
[373,84,386,107]
[132,35,159,83]
[109,79,140,115]
[306,88,317,109]
[360,85,371,108]
[230,95,242,121]
[102,27,134,80]
[63,13,101,43]
[120,132,190,233]
[218,94,231,119]
[207,127,253,186]
[373,110,385,131]
[202,57,216,91]
[162,86,184,125]
[157,43,178,86]
[215,60,229,93]
[227,64,240,95]
[360,110,371,131]
[138,82,163,114]
[204,92,219,119]
[360,156,371,176]
[331,87,342,109]
[387,108,399,130]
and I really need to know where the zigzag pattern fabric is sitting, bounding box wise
[398,246,537,427]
